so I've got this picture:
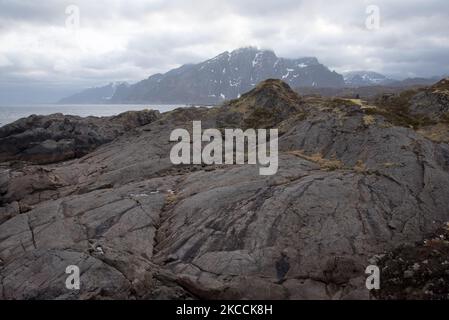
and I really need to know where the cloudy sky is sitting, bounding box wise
[0,0,448,103]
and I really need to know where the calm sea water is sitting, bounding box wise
[0,104,186,127]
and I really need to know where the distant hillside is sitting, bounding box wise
[343,71,443,88]
[343,71,394,86]
[393,76,442,87]
[59,82,128,104]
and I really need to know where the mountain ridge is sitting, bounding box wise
[59,48,444,105]
[59,81,129,104]
[59,47,344,104]
[343,71,394,86]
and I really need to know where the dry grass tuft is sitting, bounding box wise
[353,160,367,173]
[289,150,343,171]
[363,115,375,126]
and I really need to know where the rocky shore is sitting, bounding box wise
[0,110,160,164]
[1,79,449,299]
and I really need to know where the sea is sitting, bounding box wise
[0,104,187,127]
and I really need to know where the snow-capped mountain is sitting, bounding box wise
[61,47,344,104]
[343,71,394,87]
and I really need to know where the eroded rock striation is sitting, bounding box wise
[0,79,448,299]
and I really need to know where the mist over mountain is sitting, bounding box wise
[342,71,443,88]
[59,47,344,104]
[58,82,129,104]
[343,71,394,87]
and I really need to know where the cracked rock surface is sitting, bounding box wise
[1,79,449,299]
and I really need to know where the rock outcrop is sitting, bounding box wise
[372,78,449,142]
[0,110,160,164]
[409,77,449,121]
[1,79,449,300]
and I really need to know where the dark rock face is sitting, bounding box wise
[0,110,160,164]
[409,78,449,121]
[61,47,344,105]
[1,79,449,300]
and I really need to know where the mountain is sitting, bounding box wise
[61,47,344,104]
[392,76,442,87]
[59,82,129,104]
[343,71,444,88]
[343,71,394,86]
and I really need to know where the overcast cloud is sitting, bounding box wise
[0,0,448,103]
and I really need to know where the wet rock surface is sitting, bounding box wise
[0,79,448,299]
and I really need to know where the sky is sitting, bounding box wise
[0,0,449,103]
